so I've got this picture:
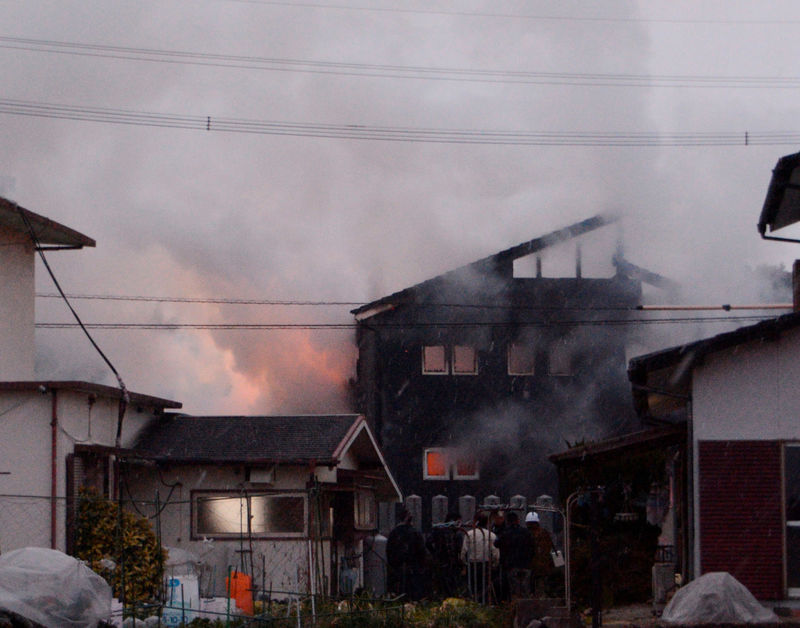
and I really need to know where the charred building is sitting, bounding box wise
[352,216,668,525]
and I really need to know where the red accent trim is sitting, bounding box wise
[698,440,783,599]
[50,389,58,549]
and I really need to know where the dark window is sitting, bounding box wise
[508,343,536,375]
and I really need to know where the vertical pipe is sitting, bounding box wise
[50,389,58,549]
[590,491,601,628]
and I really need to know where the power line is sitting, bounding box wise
[3,98,798,146]
[34,292,793,313]
[3,35,798,88]
[35,315,774,331]
[214,1,800,25]
[36,292,363,306]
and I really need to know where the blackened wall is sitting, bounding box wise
[355,270,642,527]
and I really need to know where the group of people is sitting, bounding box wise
[385,507,558,603]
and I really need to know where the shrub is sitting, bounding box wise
[74,487,166,602]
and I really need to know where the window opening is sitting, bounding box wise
[452,345,477,374]
[424,448,449,479]
[194,492,307,538]
[508,343,536,375]
[422,345,447,374]
[453,455,480,480]
[549,337,573,376]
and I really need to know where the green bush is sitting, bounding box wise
[74,488,166,602]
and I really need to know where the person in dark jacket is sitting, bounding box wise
[495,511,534,600]
[426,512,463,597]
[526,511,554,597]
[386,509,427,600]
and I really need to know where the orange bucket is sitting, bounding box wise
[226,570,254,615]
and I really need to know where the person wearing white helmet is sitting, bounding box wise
[525,510,553,597]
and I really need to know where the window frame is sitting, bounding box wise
[507,343,537,375]
[452,345,478,375]
[452,454,480,480]
[548,336,573,376]
[354,487,378,531]
[423,448,450,480]
[192,490,308,540]
[423,447,480,481]
[422,345,479,375]
[422,345,449,375]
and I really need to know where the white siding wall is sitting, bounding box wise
[689,326,800,575]
[0,226,34,380]
[693,326,800,441]
[0,387,165,552]
[126,464,331,597]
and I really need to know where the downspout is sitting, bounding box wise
[686,398,695,581]
[50,388,58,549]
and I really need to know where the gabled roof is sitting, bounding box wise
[0,197,95,249]
[0,381,181,409]
[134,413,402,500]
[135,413,368,465]
[628,311,800,418]
[352,214,616,319]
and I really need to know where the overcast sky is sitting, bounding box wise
[3,0,800,414]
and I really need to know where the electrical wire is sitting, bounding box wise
[34,314,776,331]
[15,204,131,448]
[2,35,798,88]
[1,98,796,146]
[34,291,794,313]
[211,1,800,25]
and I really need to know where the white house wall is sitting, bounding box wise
[692,326,800,441]
[0,226,34,380]
[125,464,330,598]
[690,326,800,576]
[0,387,165,552]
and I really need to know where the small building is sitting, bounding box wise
[628,310,800,600]
[352,215,670,526]
[0,196,181,553]
[125,413,401,596]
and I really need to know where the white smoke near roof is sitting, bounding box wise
[3,1,799,413]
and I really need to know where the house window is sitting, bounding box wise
[423,447,479,480]
[453,455,480,480]
[424,448,449,479]
[354,488,378,530]
[194,492,307,538]
[549,337,573,376]
[422,345,478,375]
[452,346,477,374]
[422,346,448,374]
[508,343,536,375]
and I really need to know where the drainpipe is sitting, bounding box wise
[50,388,58,549]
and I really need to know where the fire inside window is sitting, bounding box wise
[422,345,477,375]
[423,448,479,480]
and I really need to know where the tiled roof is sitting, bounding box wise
[134,414,362,464]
